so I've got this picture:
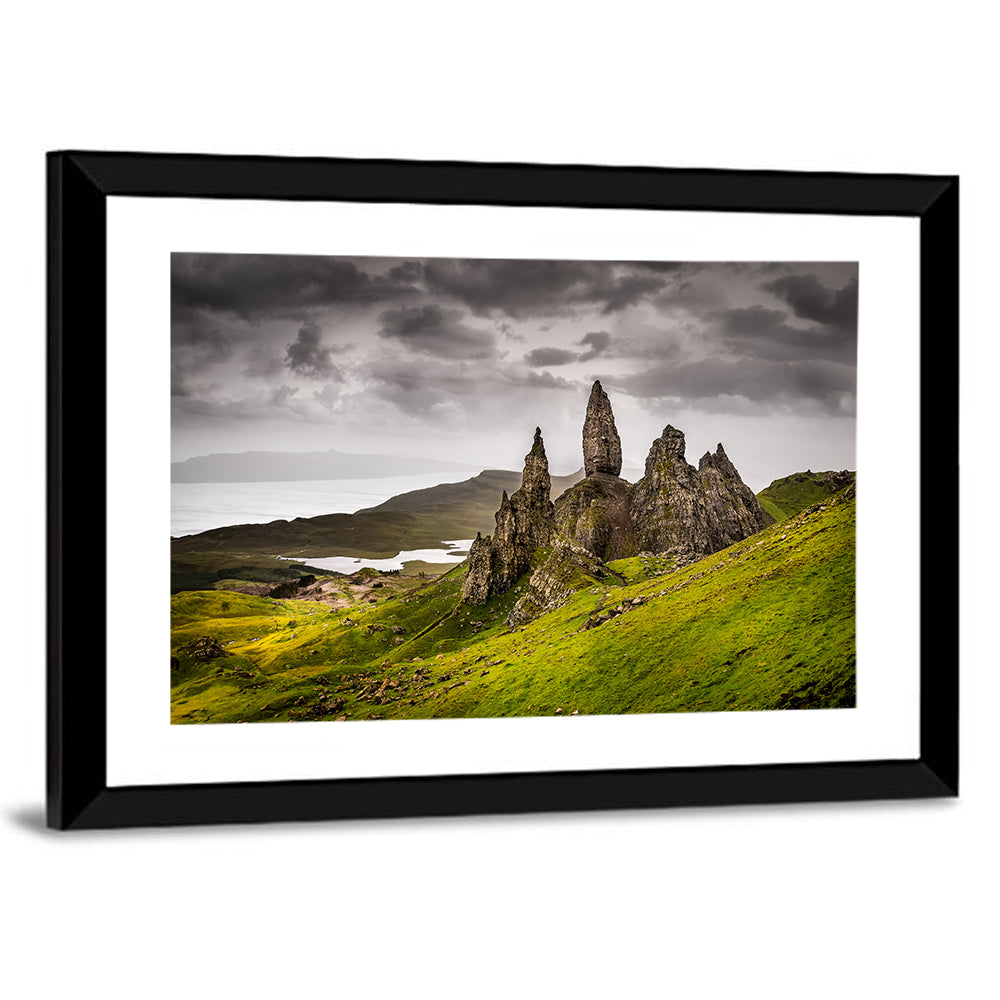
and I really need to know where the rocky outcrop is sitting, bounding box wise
[554,472,636,562]
[461,384,769,613]
[461,428,556,604]
[816,469,855,494]
[631,427,770,560]
[180,636,231,660]
[554,382,635,560]
[506,537,608,627]
[582,380,622,476]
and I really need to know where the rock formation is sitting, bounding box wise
[631,427,770,560]
[461,428,556,604]
[553,381,635,561]
[507,537,608,627]
[461,383,769,616]
[553,472,635,562]
[582,380,622,476]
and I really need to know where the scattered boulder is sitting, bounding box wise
[180,636,231,660]
[268,582,295,599]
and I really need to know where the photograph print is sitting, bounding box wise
[170,253,857,725]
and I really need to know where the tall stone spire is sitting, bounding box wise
[461,427,556,604]
[582,380,622,477]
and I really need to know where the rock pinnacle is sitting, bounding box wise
[582,380,623,477]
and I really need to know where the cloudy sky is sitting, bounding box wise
[172,254,857,491]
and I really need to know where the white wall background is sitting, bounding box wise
[1,3,994,997]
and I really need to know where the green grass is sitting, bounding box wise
[170,551,331,594]
[170,487,856,724]
[756,470,855,522]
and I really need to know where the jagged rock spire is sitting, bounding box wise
[582,380,622,477]
[461,426,556,604]
[521,426,552,503]
[632,426,770,558]
[643,424,688,478]
[464,388,771,609]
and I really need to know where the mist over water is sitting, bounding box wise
[171,473,469,537]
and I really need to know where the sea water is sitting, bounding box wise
[172,475,479,569]
[288,541,476,574]
[171,474,470,537]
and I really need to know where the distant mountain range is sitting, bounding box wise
[171,448,479,483]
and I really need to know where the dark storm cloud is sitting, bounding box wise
[173,384,311,421]
[171,327,232,396]
[521,371,575,390]
[710,305,856,364]
[385,260,423,283]
[377,304,497,359]
[422,259,673,318]
[578,331,612,360]
[171,254,858,476]
[171,253,419,321]
[523,332,611,367]
[285,322,344,380]
[762,274,858,328]
[364,357,487,415]
[524,347,578,367]
[625,261,686,273]
[242,344,285,379]
[173,327,232,362]
[628,338,683,361]
[601,357,855,415]
[598,273,668,313]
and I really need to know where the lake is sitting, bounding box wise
[289,541,475,574]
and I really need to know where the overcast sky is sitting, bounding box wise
[172,253,857,491]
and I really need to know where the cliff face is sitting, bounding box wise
[462,383,769,614]
[461,428,556,604]
[631,428,771,560]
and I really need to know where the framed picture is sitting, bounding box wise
[47,152,957,829]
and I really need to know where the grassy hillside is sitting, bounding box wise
[170,552,333,595]
[757,470,855,522]
[171,485,856,723]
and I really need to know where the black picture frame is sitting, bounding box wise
[47,151,958,829]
